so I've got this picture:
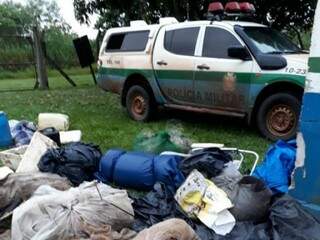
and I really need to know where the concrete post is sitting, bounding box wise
[290,0,320,220]
[33,26,48,89]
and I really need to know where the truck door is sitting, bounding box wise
[194,26,254,112]
[153,25,200,105]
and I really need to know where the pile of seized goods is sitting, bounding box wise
[0,111,319,240]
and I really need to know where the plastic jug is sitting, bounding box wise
[38,113,70,131]
[0,112,13,147]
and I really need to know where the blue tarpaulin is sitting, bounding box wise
[253,140,297,193]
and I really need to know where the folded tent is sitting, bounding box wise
[94,149,185,191]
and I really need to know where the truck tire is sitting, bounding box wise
[256,93,301,141]
[125,85,155,121]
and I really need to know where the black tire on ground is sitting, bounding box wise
[125,85,155,121]
[256,93,301,141]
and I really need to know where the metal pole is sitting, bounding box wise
[89,64,97,85]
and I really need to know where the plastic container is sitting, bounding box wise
[38,113,70,131]
[0,111,13,148]
[59,130,82,144]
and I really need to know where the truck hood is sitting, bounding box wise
[283,54,309,65]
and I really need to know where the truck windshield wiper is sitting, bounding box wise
[283,50,301,54]
[267,50,301,54]
[267,51,283,54]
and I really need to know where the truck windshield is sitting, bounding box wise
[243,27,301,54]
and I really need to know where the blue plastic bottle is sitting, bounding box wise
[0,111,13,147]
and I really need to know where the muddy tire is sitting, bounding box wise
[257,93,301,141]
[125,85,155,121]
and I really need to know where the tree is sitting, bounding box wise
[73,0,317,32]
[0,2,33,33]
[0,0,70,33]
[0,0,78,70]
[25,0,70,32]
[247,0,316,31]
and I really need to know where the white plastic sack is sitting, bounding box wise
[0,145,28,171]
[0,172,72,221]
[8,119,19,131]
[16,132,57,173]
[59,130,82,144]
[12,181,134,240]
[0,166,13,181]
[0,230,11,240]
[38,113,69,131]
[175,170,235,236]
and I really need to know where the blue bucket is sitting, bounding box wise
[0,112,13,147]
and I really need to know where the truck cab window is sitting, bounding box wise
[202,27,242,58]
[164,27,200,56]
[106,31,149,52]
[106,33,125,50]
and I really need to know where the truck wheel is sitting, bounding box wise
[126,85,155,121]
[257,93,301,141]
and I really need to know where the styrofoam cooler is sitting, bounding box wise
[0,111,13,147]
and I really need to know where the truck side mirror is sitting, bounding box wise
[228,46,251,60]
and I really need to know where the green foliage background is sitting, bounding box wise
[0,0,315,76]
[74,0,314,49]
[74,0,316,31]
[0,0,88,74]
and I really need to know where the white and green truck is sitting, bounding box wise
[97,15,308,140]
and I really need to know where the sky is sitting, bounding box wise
[2,0,98,39]
[55,0,98,39]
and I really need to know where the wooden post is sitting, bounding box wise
[89,64,97,85]
[33,26,48,89]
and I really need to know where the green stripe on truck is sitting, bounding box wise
[98,67,305,86]
[309,57,320,73]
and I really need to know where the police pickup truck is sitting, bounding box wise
[97,2,307,140]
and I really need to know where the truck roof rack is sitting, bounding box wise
[129,18,178,27]
[159,17,179,25]
[130,20,148,27]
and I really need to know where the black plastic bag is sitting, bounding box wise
[213,221,269,240]
[39,127,61,146]
[179,148,232,178]
[214,176,273,222]
[132,182,320,240]
[215,194,320,240]
[269,194,320,240]
[132,183,267,239]
[38,142,102,185]
[132,183,176,229]
[131,183,219,239]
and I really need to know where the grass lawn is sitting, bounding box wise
[0,66,91,81]
[0,74,271,171]
[0,73,94,91]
